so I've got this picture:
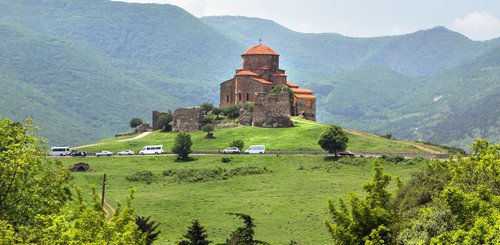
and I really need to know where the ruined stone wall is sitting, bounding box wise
[296,99,316,121]
[172,107,204,132]
[252,91,291,128]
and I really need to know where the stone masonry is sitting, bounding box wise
[252,91,291,128]
[172,107,204,132]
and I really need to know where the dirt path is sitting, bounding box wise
[117,132,152,142]
[98,194,116,219]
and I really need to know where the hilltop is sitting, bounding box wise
[76,118,449,155]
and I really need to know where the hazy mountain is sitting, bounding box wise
[0,1,498,149]
[0,0,243,145]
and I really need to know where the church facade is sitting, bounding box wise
[220,44,316,121]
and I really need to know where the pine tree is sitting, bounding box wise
[135,216,161,245]
[178,220,211,245]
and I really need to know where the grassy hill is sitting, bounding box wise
[61,154,430,244]
[76,118,448,154]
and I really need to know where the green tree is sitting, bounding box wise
[212,107,222,120]
[224,104,241,119]
[201,124,215,138]
[29,188,145,244]
[225,213,268,245]
[200,102,214,115]
[318,124,349,156]
[130,118,143,129]
[178,220,211,245]
[229,139,245,151]
[135,216,161,245]
[172,132,193,160]
[325,160,393,244]
[0,117,71,228]
[157,112,173,131]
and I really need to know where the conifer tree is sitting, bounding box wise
[178,220,211,245]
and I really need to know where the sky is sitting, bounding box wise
[115,0,500,41]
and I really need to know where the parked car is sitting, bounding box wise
[245,145,265,154]
[117,150,134,155]
[222,147,240,154]
[95,151,113,157]
[338,150,355,157]
[70,150,86,157]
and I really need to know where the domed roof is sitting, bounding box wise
[242,44,279,55]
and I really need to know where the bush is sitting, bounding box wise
[229,139,244,151]
[224,104,240,119]
[125,170,155,183]
[201,124,215,139]
[172,132,192,160]
[162,165,271,183]
[221,156,232,163]
[227,165,271,176]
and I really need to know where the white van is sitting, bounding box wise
[245,145,265,154]
[49,146,71,156]
[139,145,164,155]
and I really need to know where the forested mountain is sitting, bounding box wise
[0,0,242,145]
[0,0,498,148]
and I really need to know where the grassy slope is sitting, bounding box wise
[63,155,427,244]
[77,118,447,154]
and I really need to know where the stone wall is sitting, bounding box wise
[172,107,204,132]
[252,91,291,128]
[296,99,316,121]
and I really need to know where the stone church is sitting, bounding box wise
[220,43,316,121]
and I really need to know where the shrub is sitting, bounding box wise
[172,132,192,160]
[229,139,245,151]
[227,165,271,176]
[221,156,232,163]
[125,171,155,183]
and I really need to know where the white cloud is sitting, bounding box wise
[451,11,500,41]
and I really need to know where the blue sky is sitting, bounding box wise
[115,0,500,40]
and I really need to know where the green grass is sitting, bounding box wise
[63,154,427,244]
[77,118,447,154]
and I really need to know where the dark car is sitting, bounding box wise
[338,150,355,157]
[70,151,86,157]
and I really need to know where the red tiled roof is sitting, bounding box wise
[286,81,299,88]
[251,78,273,85]
[236,70,259,76]
[291,88,314,94]
[243,44,279,55]
[294,94,316,100]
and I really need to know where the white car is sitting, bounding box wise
[222,147,240,154]
[95,151,113,157]
[117,150,134,155]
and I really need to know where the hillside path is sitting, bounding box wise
[117,131,152,142]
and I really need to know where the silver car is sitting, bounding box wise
[95,151,113,157]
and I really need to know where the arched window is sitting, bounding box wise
[238,93,242,101]
[246,93,249,101]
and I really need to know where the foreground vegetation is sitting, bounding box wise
[61,154,428,244]
[2,116,497,244]
[78,118,448,154]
